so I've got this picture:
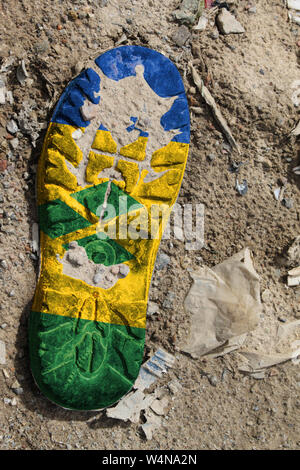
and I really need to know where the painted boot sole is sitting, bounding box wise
[29,46,190,410]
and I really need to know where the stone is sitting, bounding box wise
[216,9,245,35]
[172,25,190,47]
[147,301,159,316]
[155,251,170,270]
[0,340,6,364]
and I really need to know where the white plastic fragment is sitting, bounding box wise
[141,410,162,440]
[290,120,300,136]
[293,166,300,175]
[287,266,300,286]
[16,59,29,86]
[106,389,156,423]
[31,222,39,253]
[0,78,6,105]
[0,340,6,365]
[6,119,18,134]
[239,348,300,377]
[286,0,300,10]
[134,348,176,391]
[273,187,281,200]
[106,349,176,434]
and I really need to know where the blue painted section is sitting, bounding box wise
[51,47,190,144]
[126,117,149,138]
[95,46,190,144]
[51,68,100,128]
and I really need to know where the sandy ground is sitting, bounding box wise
[0,0,299,450]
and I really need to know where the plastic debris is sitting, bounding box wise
[0,340,6,365]
[182,248,260,357]
[287,266,300,286]
[293,166,300,175]
[6,119,18,135]
[0,78,6,105]
[31,222,39,254]
[287,0,300,9]
[239,347,300,378]
[106,389,156,423]
[0,56,15,73]
[16,59,29,86]
[216,9,245,35]
[189,62,240,152]
[290,120,300,136]
[106,348,176,437]
[235,178,248,195]
[141,410,162,440]
[273,187,281,201]
[134,348,176,391]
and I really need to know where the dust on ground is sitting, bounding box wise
[0,0,299,450]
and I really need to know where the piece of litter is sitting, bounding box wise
[150,394,169,416]
[189,63,240,152]
[290,120,300,136]
[16,59,29,86]
[238,348,300,378]
[134,348,176,391]
[31,222,39,253]
[106,389,156,423]
[287,0,300,10]
[273,187,281,201]
[287,266,300,286]
[235,178,248,196]
[106,348,176,425]
[182,248,260,358]
[6,119,18,135]
[293,166,300,175]
[141,409,162,440]
[0,340,6,365]
[0,78,6,105]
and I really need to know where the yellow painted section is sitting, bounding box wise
[91,129,117,154]
[34,122,189,328]
[119,136,147,161]
[86,151,114,185]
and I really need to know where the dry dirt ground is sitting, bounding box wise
[0,0,299,450]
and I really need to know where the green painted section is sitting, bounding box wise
[63,233,134,266]
[71,182,108,217]
[71,182,143,220]
[38,199,92,239]
[29,311,145,410]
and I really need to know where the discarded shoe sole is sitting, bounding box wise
[29,46,190,410]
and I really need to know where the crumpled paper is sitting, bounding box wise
[182,248,261,357]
